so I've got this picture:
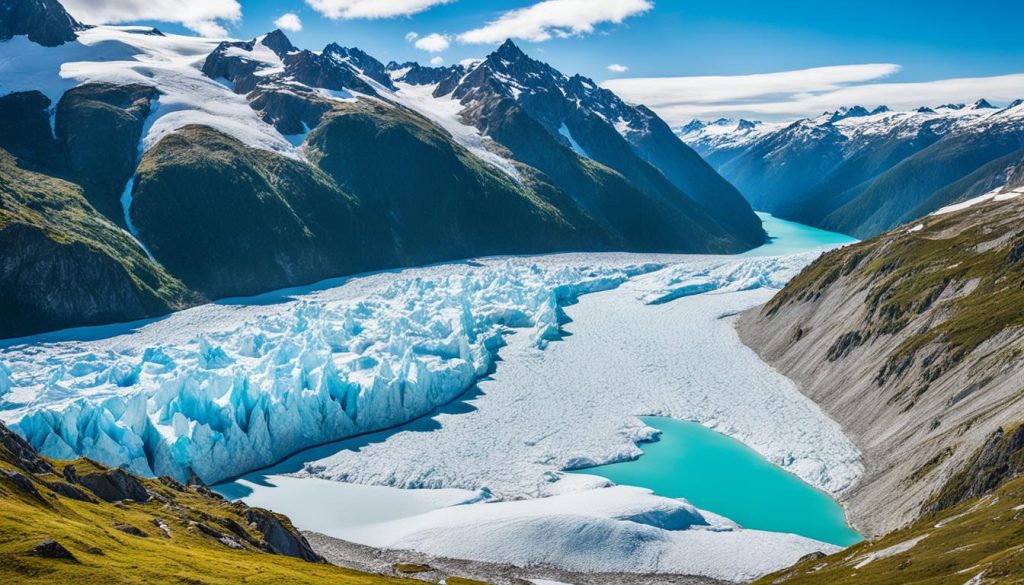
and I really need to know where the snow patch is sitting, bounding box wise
[853,534,928,569]
[557,121,590,158]
[934,186,1022,215]
[390,81,521,180]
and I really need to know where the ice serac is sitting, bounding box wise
[5,262,659,483]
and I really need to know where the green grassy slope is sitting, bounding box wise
[0,149,194,338]
[0,421,489,585]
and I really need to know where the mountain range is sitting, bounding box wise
[0,0,763,338]
[681,100,1024,238]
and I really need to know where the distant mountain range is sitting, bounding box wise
[680,100,1024,238]
[0,0,763,337]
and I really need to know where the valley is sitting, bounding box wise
[2,1,1024,583]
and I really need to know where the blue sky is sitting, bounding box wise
[60,0,1024,122]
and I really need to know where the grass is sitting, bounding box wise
[0,457,415,585]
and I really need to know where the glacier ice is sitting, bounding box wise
[1,259,661,483]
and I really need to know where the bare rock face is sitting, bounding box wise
[0,0,81,47]
[73,467,151,503]
[29,538,77,561]
[244,508,323,563]
[0,418,54,474]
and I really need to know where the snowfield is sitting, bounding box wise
[0,27,297,157]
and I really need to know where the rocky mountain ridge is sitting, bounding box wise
[681,100,1024,238]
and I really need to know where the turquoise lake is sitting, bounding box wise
[576,417,862,546]
[744,212,858,257]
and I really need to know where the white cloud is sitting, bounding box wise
[459,0,653,44]
[459,58,484,68]
[415,33,451,53]
[607,63,629,73]
[61,0,241,37]
[603,65,1024,124]
[306,0,453,20]
[274,13,303,32]
[430,56,445,66]
[405,31,420,42]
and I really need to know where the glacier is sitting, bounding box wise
[1,258,662,483]
[1,252,860,493]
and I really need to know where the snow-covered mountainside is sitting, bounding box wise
[0,0,766,337]
[680,100,1024,238]
[386,40,765,249]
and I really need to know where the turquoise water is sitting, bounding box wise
[576,418,861,546]
[744,212,858,257]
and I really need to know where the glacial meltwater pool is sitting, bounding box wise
[578,417,862,547]
[745,212,858,257]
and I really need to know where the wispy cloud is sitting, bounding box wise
[415,33,451,53]
[273,13,303,32]
[607,63,629,73]
[607,64,1020,124]
[430,56,445,66]
[459,0,652,44]
[61,0,241,37]
[306,0,453,20]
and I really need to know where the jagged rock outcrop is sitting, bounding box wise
[29,539,77,560]
[73,467,151,503]
[0,0,81,47]
[245,508,323,562]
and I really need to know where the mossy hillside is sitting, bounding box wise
[0,149,193,337]
[0,459,418,585]
[765,195,1024,391]
[132,124,394,299]
[54,83,159,226]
